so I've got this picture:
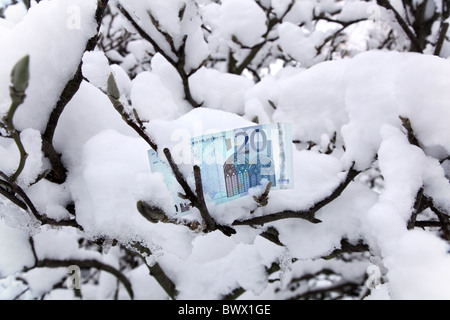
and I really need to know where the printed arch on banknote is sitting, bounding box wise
[223,153,276,198]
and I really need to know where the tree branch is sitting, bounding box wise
[233,164,359,226]
[163,149,219,233]
[118,5,202,108]
[194,165,217,232]
[24,258,134,300]
[3,55,30,182]
[377,0,423,52]
[434,0,449,56]
[232,0,295,75]
[0,170,83,230]
[126,242,177,300]
[41,0,109,184]
[107,74,158,151]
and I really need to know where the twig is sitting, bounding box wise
[24,258,134,300]
[233,164,359,226]
[408,188,425,229]
[428,202,450,240]
[119,5,202,108]
[377,0,423,52]
[440,156,450,164]
[126,242,177,300]
[0,170,83,230]
[194,165,216,231]
[399,116,420,147]
[107,74,158,151]
[322,239,369,260]
[41,0,109,184]
[414,220,444,228]
[231,0,295,75]
[434,0,449,56]
[163,148,218,232]
[0,184,28,210]
[4,55,30,182]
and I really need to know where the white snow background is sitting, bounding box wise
[0,0,449,300]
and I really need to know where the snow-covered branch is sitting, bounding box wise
[1,0,450,301]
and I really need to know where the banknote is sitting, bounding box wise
[191,123,294,204]
[148,149,191,216]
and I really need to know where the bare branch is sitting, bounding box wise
[0,170,83,230]
[377,0,423,52]
[4,55,30,182]
[107,74,158,151]
[231,0,296,75]
[233,164,359,226]
[126,242,177,300]
[434,0,450,56]
[119,5,202,108]
[24,258,134,300]
[41,0,110,184]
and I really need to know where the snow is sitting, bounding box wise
[23,267,67,298]
[118,0,209,73]
[0,218,34,276]
[217,0,267,47]
[68,129,195,260]
[127,264,168,300]
[0,128,43,185]
[32,227,100,261]
[166,241,269,299]
[334,1,371,22]
[82,51,112,92]
[189,67,254,114]
[278,22,325,67]
[0,0,99,132]
[283,0,315,26]
[275,182,377,260]
[26,180,72,222]
[1,0,450,301]
[131,71,180,121]
[150,53,190,113]
[387,230,450,299]
[272,59,350,143]
[3,1,27,24]
[395,54,450,155]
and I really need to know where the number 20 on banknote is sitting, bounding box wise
[191,123,294,205]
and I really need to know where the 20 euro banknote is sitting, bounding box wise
[148,123,294,216]
[191,123,294,205]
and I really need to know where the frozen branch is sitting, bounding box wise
[163,148,216,232]
[126,242,177,300]
[24,258,134,300]
[107,73,158,151]
[0,170,83,230]
[377,0,423,52]
[434,0,450,56]
[231,0,295,75]
[118,5,202,108]
[3,55,30,183]
[41,0,109,184]
[233,164,359,226]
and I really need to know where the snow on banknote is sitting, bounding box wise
[191,123,294,205]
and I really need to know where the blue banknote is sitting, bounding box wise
[148,149,192,216]
[191,123,294,204]
[148,123,294,216]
